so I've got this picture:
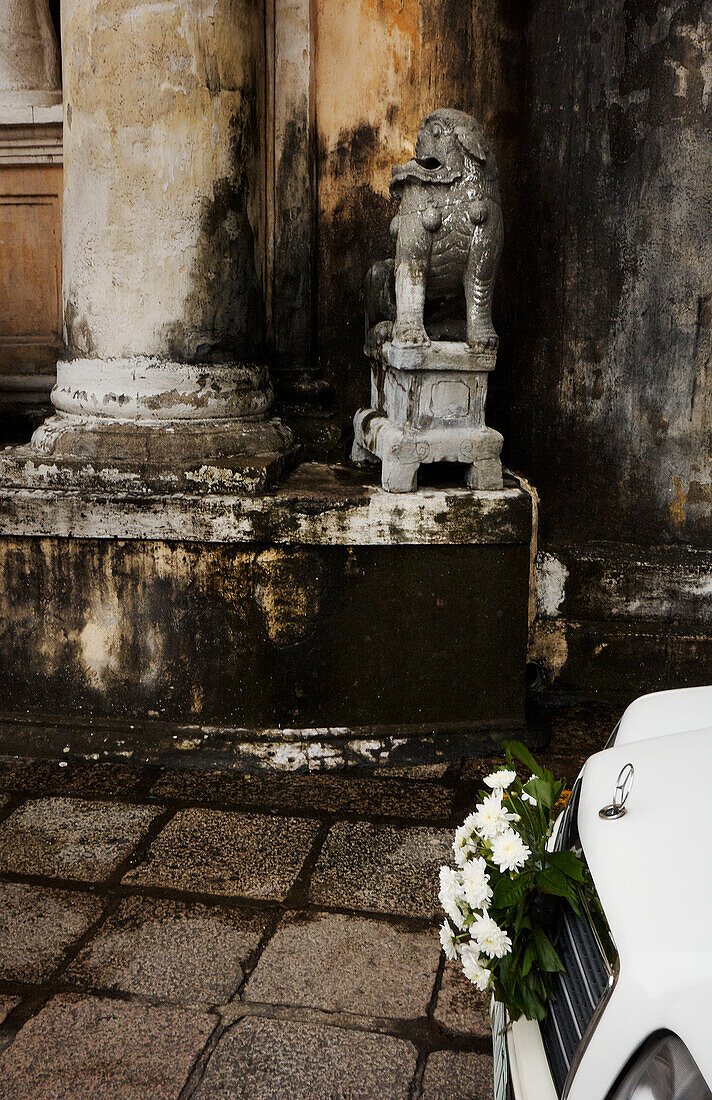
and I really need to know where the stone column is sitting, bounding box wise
[0,0,296,493]
[0,0,61,108]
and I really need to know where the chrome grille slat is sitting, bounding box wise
[540,904,609,1097]
[541,790,609,1097]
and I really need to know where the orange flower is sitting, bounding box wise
[555,789,572,808]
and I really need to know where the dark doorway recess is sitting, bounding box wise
[49,0,61,44]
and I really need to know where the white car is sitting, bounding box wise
[493,686,712,1100]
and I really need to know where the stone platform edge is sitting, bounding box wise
[0,461,533,546]
[0,712,537,772]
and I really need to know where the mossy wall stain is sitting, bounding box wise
[0,536,528,729]
[254,548,325,646]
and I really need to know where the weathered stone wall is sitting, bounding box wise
[309,0,712,699]
[4,0,712,703]
[0,468,533,759]
[515,1,712,698]
[509,0,712,550]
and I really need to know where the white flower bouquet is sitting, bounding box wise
[438,742,589,1022]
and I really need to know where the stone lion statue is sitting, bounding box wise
[365,108,502,351]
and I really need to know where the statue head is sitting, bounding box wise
[415,109,489,174]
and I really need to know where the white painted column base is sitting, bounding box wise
[0,358,297,494]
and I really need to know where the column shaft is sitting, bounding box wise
[0,0,295,493]
[0,0,61,107]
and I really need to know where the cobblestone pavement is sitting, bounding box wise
[0,703,615,1099]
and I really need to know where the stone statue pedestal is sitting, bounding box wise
[352,340,503,492]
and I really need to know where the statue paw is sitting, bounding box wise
[467,328,499,350]
[365,320,393,357]
[392,323,431,348]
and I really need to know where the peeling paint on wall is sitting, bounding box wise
[536,552,568,620]
[254,547,324,645]
[78,595,122,689]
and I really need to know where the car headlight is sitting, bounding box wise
[611,1034,711,1099]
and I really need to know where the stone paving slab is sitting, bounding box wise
[385,763,452,779]
[433,962,491,1038]
[123,808,321,900]
[65,895,267,1004]
[0,758,149,799]
[244,910,441,1019]
[0,798,161,882]
[149,770,454,821]
[460,754,586,791]
[0,994,215,1100]
[420,1050,494,1099]
[0,998,19,1026]
[308,821,452,919]
[0,882,103,983]
[192,1015,418,1100]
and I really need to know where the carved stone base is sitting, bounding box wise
[352,410,503,492]
[353,339,503,492]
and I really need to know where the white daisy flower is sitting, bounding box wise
[490,828,531,873]
[470,913,512,959]
[438,865,466,929]
[471,792,518,841]
[460,856,493,910]
[460,942,491,990]
[484,768,517,790]
[452,822,479,866]
[439,919,459,961]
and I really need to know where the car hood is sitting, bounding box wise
[569,726,712,1099]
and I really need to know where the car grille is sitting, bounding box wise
[540,905,611,1095]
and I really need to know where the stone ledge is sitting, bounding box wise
[0,461,532,545]
[0,714,535,772]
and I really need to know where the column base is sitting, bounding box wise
[0,413,298,494]
[0,357,299,493]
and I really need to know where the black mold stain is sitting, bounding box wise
[0,536,528,730]
[317,123,396,443]
[273,112,314,371]
[162,96,266,364]
[64,295,96,358]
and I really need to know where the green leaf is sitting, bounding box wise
[518,983,547,1021]
[493,872,533,908]
[548,850,586,882]
[524,777,555,811]
[566,890,583,919]
[533,926,565,973]
[522,940,537,977]
[535,868,571,898]
[505,741,543,778]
